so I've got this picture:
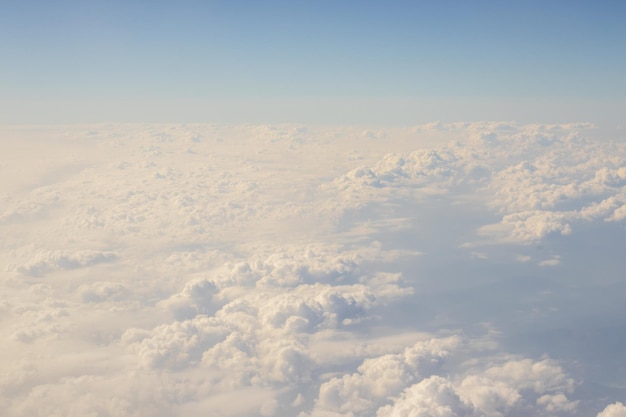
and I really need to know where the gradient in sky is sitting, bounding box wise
[1,0,625,124]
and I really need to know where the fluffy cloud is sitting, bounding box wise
[306,333,578,417]
[333,149,462,192]
[310,336,461,416]
[457,358,577,417]
[10,250,117,277]
[598,402,626,417]
[377,376,474,417]
[122,315,230,370]
[123,245,414,392]
[1,123,624,417]
[326,122,626,244]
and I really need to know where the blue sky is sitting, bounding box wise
[2,1,625,125]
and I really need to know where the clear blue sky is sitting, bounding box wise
[1,1,625,125]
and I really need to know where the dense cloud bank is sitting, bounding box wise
[1,123,625,416]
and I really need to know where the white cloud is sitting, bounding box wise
[158,278,219,319]
[78,281,128,303]
[11,250,117,277]
[457,358,578,417]
[598,402,626,417]
[538,256,561,267]
[537,393,579,414]
[311,336,460,415]
[376,376,474,417]
[323,122,626,245]
[1,123,624,416]
[305,333,579,417]
[122,315,230,370]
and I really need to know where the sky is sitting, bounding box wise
[1,1,625,125]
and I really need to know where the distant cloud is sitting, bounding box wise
[325,122,626,244]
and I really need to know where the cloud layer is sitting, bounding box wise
[1,123,624,416]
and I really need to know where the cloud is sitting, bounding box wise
[0,187,62,225]
[324,122,626,244]
[458,358,577,417]
[537,393,579,414]
[598,402,626,417]
[110,240,416,411]
[11,307,69,343]
[1,123,624,416]
[158,278,219,319]
[122,315,230,370]
[11,250,117,277]
[78,281,128,303]
[305,332,579,417]
[310,336,461,416]
[376,376,474,417]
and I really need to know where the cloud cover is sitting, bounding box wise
[1,122,625,416]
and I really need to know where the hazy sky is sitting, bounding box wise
[2,1,625,124]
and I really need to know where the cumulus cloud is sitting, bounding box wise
[333,149,462,192]
[11,250,117,277]
[598,402,626,417]
[325,122,626,244]
[457,358,577,417]
[78,281,128,303]
[377,376,474,417]
[158,278,219,319]
[309,336,461,416]
[1,123,624,416]
[122,315,230,370]
[305,332,578,417]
